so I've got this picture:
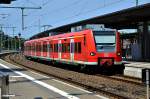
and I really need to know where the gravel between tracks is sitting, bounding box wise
[3,54,148,99]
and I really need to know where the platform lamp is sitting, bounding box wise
[18,33,21,51]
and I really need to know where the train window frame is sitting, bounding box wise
[93,31,116,52]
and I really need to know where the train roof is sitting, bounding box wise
[25,29,93,44]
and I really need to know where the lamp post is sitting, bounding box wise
[18,33,21,51]
[136,0,138,6]
[5,35,10,50]
[0,30,4,52]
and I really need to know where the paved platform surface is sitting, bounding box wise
[124,61,150,78]
[124,61,150,68]
[0,59,108,99]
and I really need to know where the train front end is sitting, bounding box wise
[90,29,124,73]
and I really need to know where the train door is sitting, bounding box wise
[47,41,50,58]
[49,41,53,59]
[30,43,32,56]
[43,41,47,57]
[73,35,86,62]
[40,41,43,57]
[58,40,61,60]
[70,39,74,62]
[34,42,36,56]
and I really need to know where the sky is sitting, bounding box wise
[0,0,150,39]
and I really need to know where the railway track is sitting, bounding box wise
[3,54,146,99]
[96,74,142,85]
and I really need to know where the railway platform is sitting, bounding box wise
[0,56,108,99]
[124,61,150,78]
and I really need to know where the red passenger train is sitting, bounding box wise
[24,25,124,73]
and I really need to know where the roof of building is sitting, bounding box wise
[30,3,150,40]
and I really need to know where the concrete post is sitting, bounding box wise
[0,74,9,99]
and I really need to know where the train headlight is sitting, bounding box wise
[117,52,121,56]
[90,52,96,56]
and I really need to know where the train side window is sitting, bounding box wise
[37,44,39,51]
[26,45,28,51]
[67,43,70,53]
[54,44,58,52]
[61,44,64,53]
[84,35,86,46]
[37,44,41,52]
[64,43,67,53]
[74,42,81,53]
[28,46,29,51]
[56,44,58,52]
[50,44,53,52]
[54,44,56,52]
[46,44,47,52]
[32,45,33,51]
[39,44,41,51]
[33,44,34,51]
[29,45,31,51]
[28,45,29,51]
[25,45,27,51]
[36,44,37,52]
[43,44,47,52]
[62,43,70,53]
[74,43,77,53]
[78,42,81,53]
[43,45,44,52]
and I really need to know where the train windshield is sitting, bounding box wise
[93,31,116,52]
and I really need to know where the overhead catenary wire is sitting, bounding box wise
[25,0,129,34]
[51,0,126,25]
[25,0,82,30]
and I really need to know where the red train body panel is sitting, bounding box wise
[24,29,123,70]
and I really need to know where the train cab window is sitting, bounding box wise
[93,31,116,52]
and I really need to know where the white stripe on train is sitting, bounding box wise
[25,55,122,65]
